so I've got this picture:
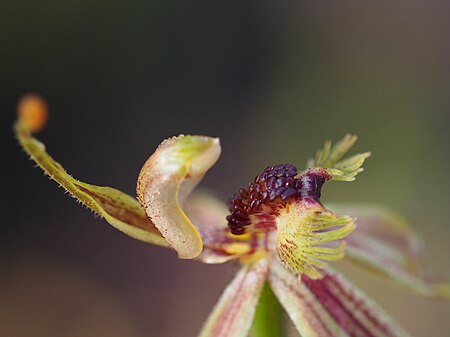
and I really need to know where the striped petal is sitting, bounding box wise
[269,258,410,337]
[15,95,168,247]
[331,203,450,298]
[198,259,269,337]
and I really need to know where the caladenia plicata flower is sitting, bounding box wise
[16,95,450,337]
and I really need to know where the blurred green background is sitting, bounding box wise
[1,1,449,336]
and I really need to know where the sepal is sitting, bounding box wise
[15,96,168,247]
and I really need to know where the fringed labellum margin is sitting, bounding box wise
[226,163,356,279]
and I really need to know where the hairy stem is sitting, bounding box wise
[249,282,285,337]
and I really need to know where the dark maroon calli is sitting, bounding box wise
[227,164,332,235]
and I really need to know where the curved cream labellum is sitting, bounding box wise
[137,135,221,259]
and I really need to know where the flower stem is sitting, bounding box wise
[249,282,285,337]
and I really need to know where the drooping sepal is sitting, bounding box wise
[198,259,269,337]
[332,203,450,298]
[269,259,410,337]
[276,200,356,279]
[307,134,371,182]
[14,95,169,247]
[137,134,221,259]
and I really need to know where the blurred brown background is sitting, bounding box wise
[1,1,449,336]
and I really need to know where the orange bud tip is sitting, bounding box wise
[17,94,48,133]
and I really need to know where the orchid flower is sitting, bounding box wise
[16,95,449,337]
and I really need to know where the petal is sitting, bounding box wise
[137,135,221,259]
[15,97,168,247]
[331,203,450,298]
[276,200,356,279]
[184,191,244,264]
[198,259,269,337]
[184,190,229,233]
[269,259,410,337]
